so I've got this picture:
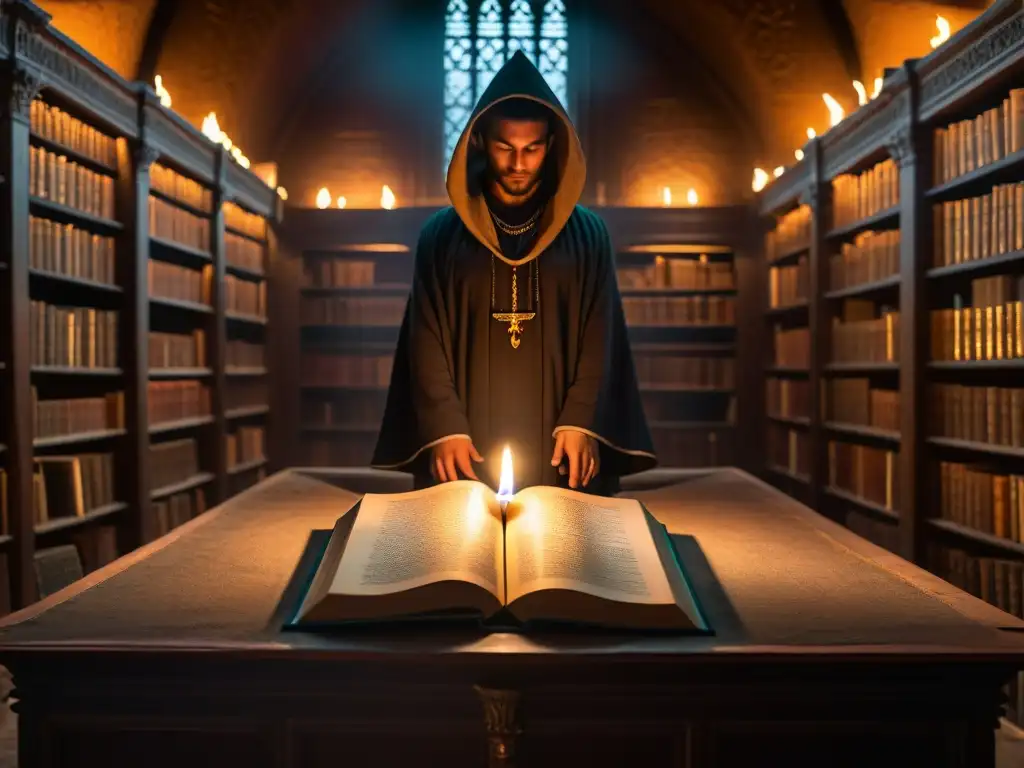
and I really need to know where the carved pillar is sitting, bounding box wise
[0,0,49,608]
[475,685,522,767]
[888,78,927,566]
[117,131,160,550]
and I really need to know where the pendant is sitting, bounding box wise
[492,312,536,349]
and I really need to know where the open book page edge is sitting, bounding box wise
[503,486,675,606]
[641,504,711,633]
[294,501,362,622]
[327,480,505,602]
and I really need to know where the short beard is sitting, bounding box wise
[495,172,542,200]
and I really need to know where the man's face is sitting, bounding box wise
[481,117,552,198]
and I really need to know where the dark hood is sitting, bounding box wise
[445,50,586,267]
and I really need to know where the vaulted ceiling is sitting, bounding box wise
[35,0,992,168]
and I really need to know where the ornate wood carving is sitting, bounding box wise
[919,9,1024,119]
[0,64,43,122]
[133,142,162,174]
[886,126,915,169]
[820,89,910,179]
[143,104,216,184]
[14,20,137,137]
[475,685,522,768]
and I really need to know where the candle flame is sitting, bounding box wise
[931,15,950,48]
[154,75,172,108]
[852,79,868,106]
[686,188,698,206]
[315,187,331,209]
[201,111,249,168]
[381,184,396,209]
[337,195,347,209]
[773,166,784,178]
[497,446,514,501]
[872,76,883,99]
[822,93,845,127]
[276,186,288,201]
[794,148,804,161]
[662,186,672,206]
[752,167,769,192]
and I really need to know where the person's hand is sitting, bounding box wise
[431,437,483,482]
[551,430,600,489]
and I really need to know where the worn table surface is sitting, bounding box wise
[0,467,1022,662]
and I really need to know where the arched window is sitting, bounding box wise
[442,0,568,174]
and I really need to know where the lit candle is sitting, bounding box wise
[497,446,514,513]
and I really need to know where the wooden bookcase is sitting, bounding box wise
[757,0,1024,724]
[280,205,763,473]
[0,0,280,611]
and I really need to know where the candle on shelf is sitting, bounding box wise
[381,185,396,209]
[315,187,331,209]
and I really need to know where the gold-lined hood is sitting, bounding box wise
[445,50,586,267]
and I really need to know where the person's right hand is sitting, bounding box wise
[431,437,483,482]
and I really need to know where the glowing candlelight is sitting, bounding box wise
[852,79,868,106]
[315,187,331,209]
[154,75,172,108]
[931,15,950,49]
[773,166,784,178]
[661,186,672,206]
[794,148,804,161]
[337,195,347,209]
[497,446,514,511]
[871,77,883,99]
[807,127,816,140]
[381,184,396,209]
[276,186,288,201]
[752,167,769,192]
[686,188,698,206]
[822,93,845,127]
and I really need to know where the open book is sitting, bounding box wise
[291,481,709,632]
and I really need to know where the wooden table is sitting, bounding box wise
[1,467,1023,768]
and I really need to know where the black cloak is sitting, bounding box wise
[371,50,656,494]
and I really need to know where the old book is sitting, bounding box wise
[291,481,708,632]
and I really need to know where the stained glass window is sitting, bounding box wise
[442,0,569,175]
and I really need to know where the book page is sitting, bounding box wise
[504,486,674,605]
[327,480,505,600]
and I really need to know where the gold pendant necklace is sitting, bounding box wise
[491,256,540,349]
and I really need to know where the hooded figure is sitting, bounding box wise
[371,51,655,495]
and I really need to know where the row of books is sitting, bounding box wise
[154,488,207,539]
[633,356,735,389]
[301,399,382,429]
[29,216,116,285]
[227,426,265,467]
[151,330,206,369]
[30,99,117,170]
[830,229,900,290]
[765,205,810,260]
[301,353,393,388]
[827,380,900,432]
[300,296,406,327]
[831,309,899,364]
[225,276,267,318]
[226,233,264,275]
[616,259,734,291]
[30,302,118,369]
[831,157,899,228]
[30,145,116,221]
[767,378,809,420]
[151,163,212,212]
[933,183,1024,268]
[32,389,123,440]
[226,380,268,410]
[150,438,199,492]
[768,257,808,308]
[930,278,1024,361]
[148,381,210,425]
[937,462,1023,543]
[304,259,378,288]
[933,89,1024,186]
[149,195,211,252]
[828,441,898,511]
[772,326,810,368]
[930,384,1024,447]
[768,425,810,478]
[149,261,211,306]
[224,201,267,242]
[33,453,116,524]
[227,340,265,369]
[650,428,733,468]
[621,296,736,327]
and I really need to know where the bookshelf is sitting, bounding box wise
[0,0,280,611]
[757,0,1024,726]
[280,206,761,474]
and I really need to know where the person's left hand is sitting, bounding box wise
[551,430,600,489]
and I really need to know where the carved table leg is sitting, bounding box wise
[475,685,522,767]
